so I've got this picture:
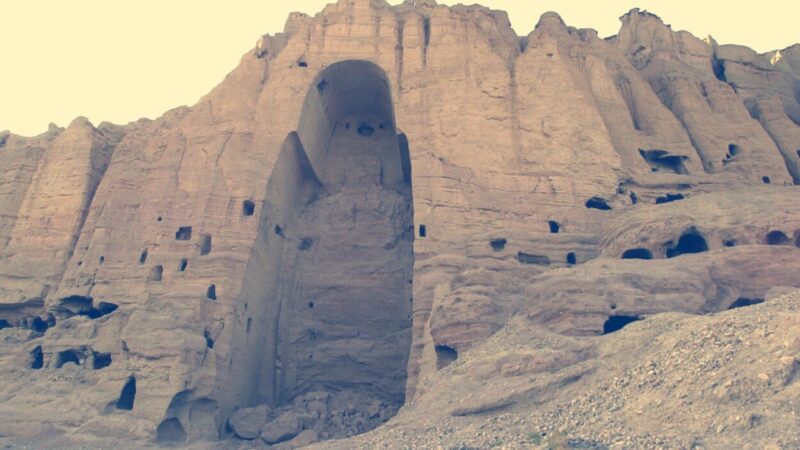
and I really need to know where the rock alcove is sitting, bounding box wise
[218,60,415,443]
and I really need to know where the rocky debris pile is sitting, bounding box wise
[228,390,398,448]
[327,290,800,449]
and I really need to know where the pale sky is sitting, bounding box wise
[1,1,797,136]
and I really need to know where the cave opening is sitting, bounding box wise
[357,123,375,136]
[666,230,709,258]
[225,61,414,438]
[30,316,48,333]
[156,418,187,444]
[566,252,577,265]
[655,193,685,204]
[603,315,642,334]
[91,302,118,318]
[713,58,726,81]
[242,200,255,216]
[766,230,789,245]
[638,149,689,174]
[490,238,507,251]
[204,329,215,348]
[621,248,653,260]
[116,377,137,410]
[585,197,612,211]
[92,352,112,370]
[57,296,118,319]
[517,252,551,265]
[728,297,764,310]
[30,346,44,369]
[149,265,163,282]
[298,238,313,251]
[435,344,458,370]
[723,144,741,165]
[548,220,560,233]
[200,234,212,255]
[55,349,81,368]
[176,226,192,241]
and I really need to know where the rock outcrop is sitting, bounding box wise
[0,1,798,447]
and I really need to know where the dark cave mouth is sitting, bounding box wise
[603,315,642,334]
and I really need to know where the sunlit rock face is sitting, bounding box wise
[0,0,798,447]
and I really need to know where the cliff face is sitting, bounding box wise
[0,0,798,447]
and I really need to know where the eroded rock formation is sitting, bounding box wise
[0,1,798,447]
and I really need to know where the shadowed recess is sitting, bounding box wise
[29,346,43,370]
[585,197,612,211]
[490,238,507,251]
[638,149,689,174]
[728,297,765,310]
[92,352,112,370]
[656,193,685,204]
[603,315,642,334]
[766,230,789,245]
[206,285,217,300]
[566,252,577,265]
[435,344,458,370]
[666,230,709,258]
[156,418,187,444]
[148,265,163,282]
[242,200,255,216]
[223,60,414,431]
[55,349,81,368]
[57,296,118,319]
[200,234,212,255]
[116,377,136,410]
[621,248,653,260]
[176,226,192,241]
[518,252,550,265]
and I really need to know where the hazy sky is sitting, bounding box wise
[1,0,797,136]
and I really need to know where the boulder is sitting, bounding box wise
[260,411,301,444]
[229,405,270,440]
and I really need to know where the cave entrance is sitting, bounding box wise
[602,315,642,334]
[638,149,689,174]
[227,61,414,434]
[666,229,709,258]
[621,248,653,260]
[435,344,458,370]
[766,230,789,245]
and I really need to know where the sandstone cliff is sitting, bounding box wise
[0,1,798,448]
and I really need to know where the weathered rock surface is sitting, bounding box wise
[229,405,270,440]
[0,0,798,448]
